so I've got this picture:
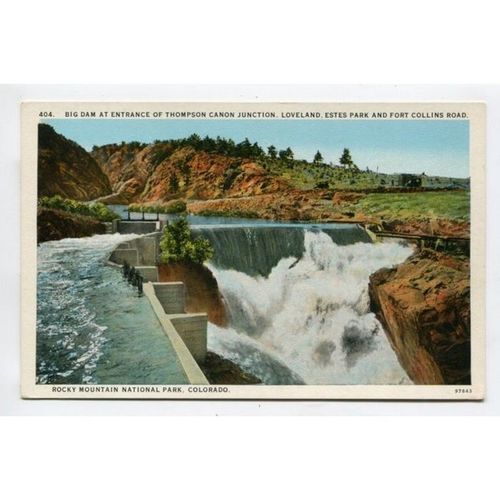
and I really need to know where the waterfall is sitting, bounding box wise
[206,230,414,385]
[36,222,415,386]
[193,223,371,277]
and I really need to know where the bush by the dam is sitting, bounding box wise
[38,195,119,222]
[129,200,187,215]
[160,217,214,264]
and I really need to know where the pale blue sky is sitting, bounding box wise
[44,119,469,178]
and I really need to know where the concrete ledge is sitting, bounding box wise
[144,282,208,385]
[135,266,159,282]
[108,235,159,266]
[153,282,185,314]
[170,313,208,362]
[107,235,208,384]
[116,221,159,234]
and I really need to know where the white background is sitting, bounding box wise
[1,1,500,499]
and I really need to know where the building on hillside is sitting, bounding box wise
[398,173,422,187]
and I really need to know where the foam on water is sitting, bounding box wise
[37,234,134,384]
[208,231,414,385]
[36,233,189,385]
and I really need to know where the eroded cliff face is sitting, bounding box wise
[91,143,156,203]
[91,144,290,204]
[157,262,227,327]
[38,124,111,201]
[369,249,470,385]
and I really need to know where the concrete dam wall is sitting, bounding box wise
[109,234,161,281]
[105,221,381,385]
[192,224,372,276]
[144,282,208,384]
[112,219,162,235]
[108,235,208,384]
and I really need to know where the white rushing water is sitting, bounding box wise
[37,233,189,385]
[37,234,136,384]
[207,231,414,385]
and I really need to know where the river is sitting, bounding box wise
[36,211,413,385]
[36,234,188,385]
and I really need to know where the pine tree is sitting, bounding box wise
[169,173,179,192]
[313,150,324,164]
[339,148,353,168]
[279,147,294,161]
[267,145,277,159]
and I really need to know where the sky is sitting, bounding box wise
[45,118,469,178]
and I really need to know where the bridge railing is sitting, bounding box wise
[122,210,160,221]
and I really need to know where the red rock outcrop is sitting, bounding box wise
[369,249,470,384]
[91,143,157,203]
[380,219,470,239]
[187,188,381,222]
[92,144,291,203]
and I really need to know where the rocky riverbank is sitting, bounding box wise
[187,191,469,238]
[200,352,261,384]
[37,207,106,243]
[369,249,470,384]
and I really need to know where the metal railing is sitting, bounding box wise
[122,260,144,296]
[122,210,160,221]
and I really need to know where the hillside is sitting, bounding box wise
[88,137,470,236]
[91,141,290,204]
[38,124,112,201]
[91,136,469,203]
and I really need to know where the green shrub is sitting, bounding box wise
[129,203,157,214]
[38,195,118,222]
[221,161,242,191]
[128,200,187,214]
[160,218,214,264]
[166,200,187,214]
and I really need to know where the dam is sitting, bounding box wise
[36,215,414,386]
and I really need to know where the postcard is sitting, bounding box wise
[20,101,485,399]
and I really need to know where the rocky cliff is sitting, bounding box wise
[38,124,112,200]
[91,143,290,204]
[369,249,470,384]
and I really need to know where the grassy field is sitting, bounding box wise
[352,190,470,221]
[264,160,467,191]
[270,162,393,189]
